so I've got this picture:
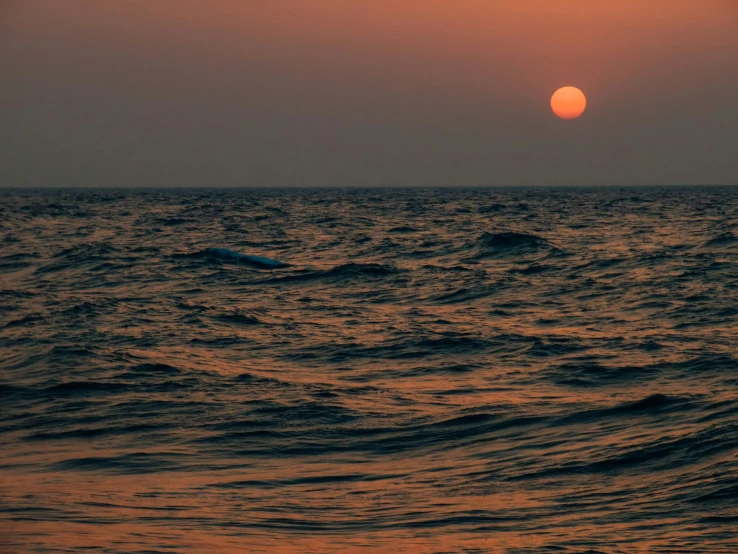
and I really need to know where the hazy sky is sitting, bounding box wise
[1,0,737,187]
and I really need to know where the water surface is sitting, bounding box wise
[1,187,737,552]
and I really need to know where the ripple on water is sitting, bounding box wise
[1,187,737,552]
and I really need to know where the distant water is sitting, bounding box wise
[1,187,737,553]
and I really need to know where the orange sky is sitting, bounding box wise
[1,0,737,186]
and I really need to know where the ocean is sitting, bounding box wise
[1,187,737,553]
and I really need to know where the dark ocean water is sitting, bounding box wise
[1,187,737,553]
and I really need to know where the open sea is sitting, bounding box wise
[1,187,737,553]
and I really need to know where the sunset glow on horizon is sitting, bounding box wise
[0,0,736,186]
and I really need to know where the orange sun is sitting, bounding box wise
[551,87,587,120]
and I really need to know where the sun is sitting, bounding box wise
[551,87,587,120]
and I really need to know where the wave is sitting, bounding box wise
[212,312,264,326]
[515,419,737,480]
[265,262,399,284]
[52,242,119,260]
[544,353,738,388]
[557,394,694,424]
[464,231,561,259]
[387,226,418,233]
[702,232,737,248]
[33,242,121,274]
[3,187,738,552]
[45,381,132,395]
[542,359,661,387]
[52,452,188,474]
[127,362,182,375]
[180,247,290,269]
